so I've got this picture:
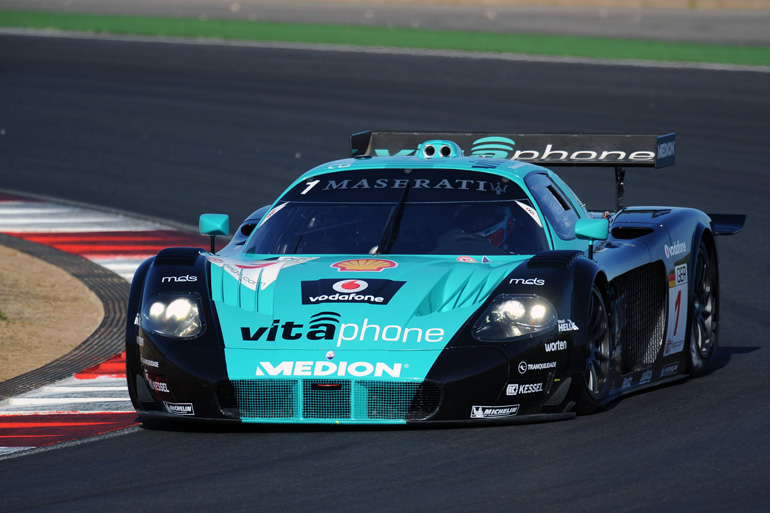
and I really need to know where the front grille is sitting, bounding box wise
[218,379,298,419]
[357,381,440,420]
[217,379,441,422]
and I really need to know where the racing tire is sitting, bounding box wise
[576,284,611,414]
[687,240,718,376]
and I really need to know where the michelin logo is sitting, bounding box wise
[471,404,520,419]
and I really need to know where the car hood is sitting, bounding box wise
[207,254,526,379]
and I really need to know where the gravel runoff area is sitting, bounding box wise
[0,245,103,383]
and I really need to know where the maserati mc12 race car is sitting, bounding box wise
[126,131,745,425]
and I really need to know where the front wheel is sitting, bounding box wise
[576,284,611,414]
[687,240,718,376]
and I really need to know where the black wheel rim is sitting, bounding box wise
[585,289,610,399]
[691,245,715,361]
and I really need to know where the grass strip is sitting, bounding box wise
[0,9,768,67]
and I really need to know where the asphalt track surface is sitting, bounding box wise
[1,33,769,513]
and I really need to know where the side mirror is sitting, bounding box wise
[575,218,609,260]
[200,214,230,253]
[575,218,609,241]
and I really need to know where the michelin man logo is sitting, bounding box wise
[470,137,516,159]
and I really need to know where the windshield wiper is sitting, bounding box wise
[375,179,412,255]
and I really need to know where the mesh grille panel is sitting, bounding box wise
[618,262,667,371]
[217,379,441,421]
[304,380,351,419]
[229,380,298,418]
[355,381,441,420]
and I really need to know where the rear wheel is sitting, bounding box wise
[687,241,718,376]
[576,284,611,414]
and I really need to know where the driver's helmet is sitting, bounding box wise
[456,204,513,246]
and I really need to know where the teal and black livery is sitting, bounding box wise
[125,131,745,426]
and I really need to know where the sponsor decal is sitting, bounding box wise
[558,319,579,331]
[241,312,444,348]
[544,340,567,352]
[518,361,557,374]
[664,241,687,259]
[259,202,287,225]
[640,369,653,385]
[325,351,335,361]
[376,137,657,164]
[146,376,169,393]
[301,279,405,305]
[664,337,685,358]
[509,277,545,286]
[528,362,556,371]
[331,259,397,272]
[255,360,403,378]
[660,363,679,378]
[320,177,510,195]
[515,200,543,228]
[674,264,687,286]
[242,312,339,342]
[457,256,478,263]
[664,264,688,357]
[161,275,197,283]
[136,335,144,347]
[481,256,492,263]
[207,255,317,291]
[506,382,544,396]
[469,138,656,163]
[333,280,368,293]
[471,404,520,419]
[658,140,675,160]
[335,319,444,348]
[164,402,194,415]
[141,357,159,368]
[621,376,632,391]
[470,136,516,159]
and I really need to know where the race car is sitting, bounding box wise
[125,131,745,425]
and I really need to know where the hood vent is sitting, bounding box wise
[527,250,582,270]
[154,247,202,266]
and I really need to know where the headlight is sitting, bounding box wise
[472,295,557,342]
[141,293,204,338]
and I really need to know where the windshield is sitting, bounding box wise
[244,168,549,256]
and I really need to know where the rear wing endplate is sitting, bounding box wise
[709,214,746,236]
[351,130,676,211]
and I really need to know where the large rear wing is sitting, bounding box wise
[350,130,676,210]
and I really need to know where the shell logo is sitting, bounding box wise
[331,259,398,272]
